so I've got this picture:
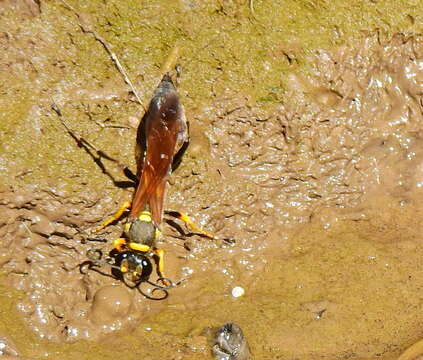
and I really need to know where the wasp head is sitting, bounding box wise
[115,251,153,287]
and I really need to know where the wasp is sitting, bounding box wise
[92,73,222,288]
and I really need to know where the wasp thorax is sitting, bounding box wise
[125,217,156,246]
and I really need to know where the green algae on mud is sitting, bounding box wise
[1,0,422,191]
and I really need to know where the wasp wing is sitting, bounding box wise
[130,91,182,226]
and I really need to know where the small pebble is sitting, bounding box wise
[213,323,251,360]
[231,286,245,298]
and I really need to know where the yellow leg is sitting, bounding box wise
[113,238,127,252]
[93,200,131,233]
[153,248,166,279]
[128,242,151,252]
[170,211,216,239]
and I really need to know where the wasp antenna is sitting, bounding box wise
[86,249,121,271]
[92,259,121,271]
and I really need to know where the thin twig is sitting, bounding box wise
[22,222,34,238]
[160,45,180,75]
[248,0,258,21]
[249,0,254,14]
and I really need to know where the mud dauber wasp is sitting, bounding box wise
[54,72,233,298]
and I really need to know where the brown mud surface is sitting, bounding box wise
[1,0,423,359]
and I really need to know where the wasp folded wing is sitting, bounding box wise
[130,81,187,227]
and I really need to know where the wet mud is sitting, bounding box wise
[1,0,423,359]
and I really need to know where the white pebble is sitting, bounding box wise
[231,286,245,298]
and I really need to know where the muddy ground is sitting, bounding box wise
[1,0,423,359]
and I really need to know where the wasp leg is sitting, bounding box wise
[127,243,170,286]
[167,211,216,239]
[152,247,173,287]
[113,238,127,252]
[93,200,132,233]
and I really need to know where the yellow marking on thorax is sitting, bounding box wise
[139,210,152,223]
